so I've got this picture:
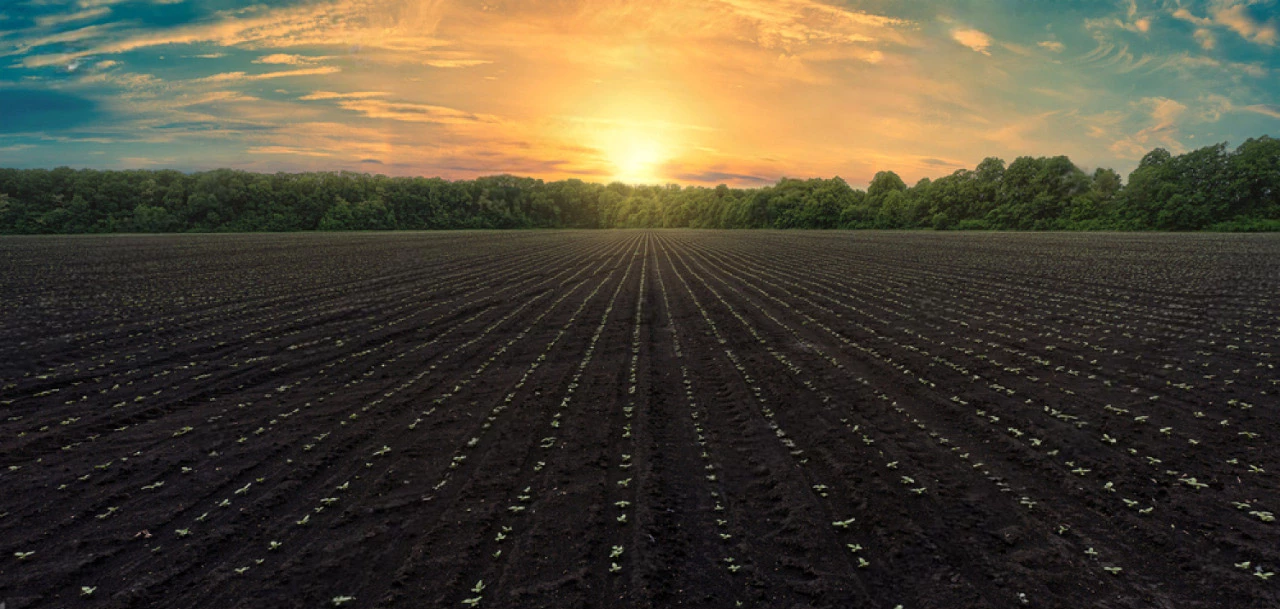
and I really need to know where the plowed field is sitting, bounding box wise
[1,231,1277,608]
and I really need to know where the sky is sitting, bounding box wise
[0,0,1277,188]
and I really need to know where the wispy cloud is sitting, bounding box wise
[253,54,326,65]
[1213,3,1278,46]
[332,99,500,125]
[34,7,111,28]
[194,66,341,83]
[1172,2,1278,47]
[1085,0,1151,33]
[300,91,390,101]
[248,146,334,157]
[1111,97,1187,158]
[1242,104,1280,119]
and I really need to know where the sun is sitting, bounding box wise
[604,130,667,184]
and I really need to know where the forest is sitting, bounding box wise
[0,137,1277,233]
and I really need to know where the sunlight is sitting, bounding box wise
[605,131,666,183]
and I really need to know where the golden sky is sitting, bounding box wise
[1,0,1277,186]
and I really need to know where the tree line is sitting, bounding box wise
[1,137,1276,233]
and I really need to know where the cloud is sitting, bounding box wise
[194,66,341,83]
[2,24,114,60]
[1212,3,1278,46]
[1145,97,1186,130]
[1193,28,1217,49]
[248,146,334,157]
[1171,8,1212,27]
[1157,52,1267,77]
[1086,0,1151,34]
[1037,40,1064,52]
[951,28,992,55]
[712,0,908,47]
[34,6,111,27]
[1111,97,1187,158]
[253,54,325,65]
[18,0,452,68]
[300,91,389,101]
[1242,104,1280,119]
[918,157,958,167]
[332,99,500,125]
[983,111,1059,150]
[423,58,492,68]
[670,170,774,185]
[1197,93,1235,122]
[1173,3,1277,47]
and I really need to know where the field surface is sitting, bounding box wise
[1,230,1278,609]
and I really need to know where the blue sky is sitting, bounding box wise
[0,0,1276,186]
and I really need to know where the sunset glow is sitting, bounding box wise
[1,1,1277,186]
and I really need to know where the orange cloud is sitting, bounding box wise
[951,28,993,55]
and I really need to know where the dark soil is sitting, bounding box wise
[1,230,1277,609]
